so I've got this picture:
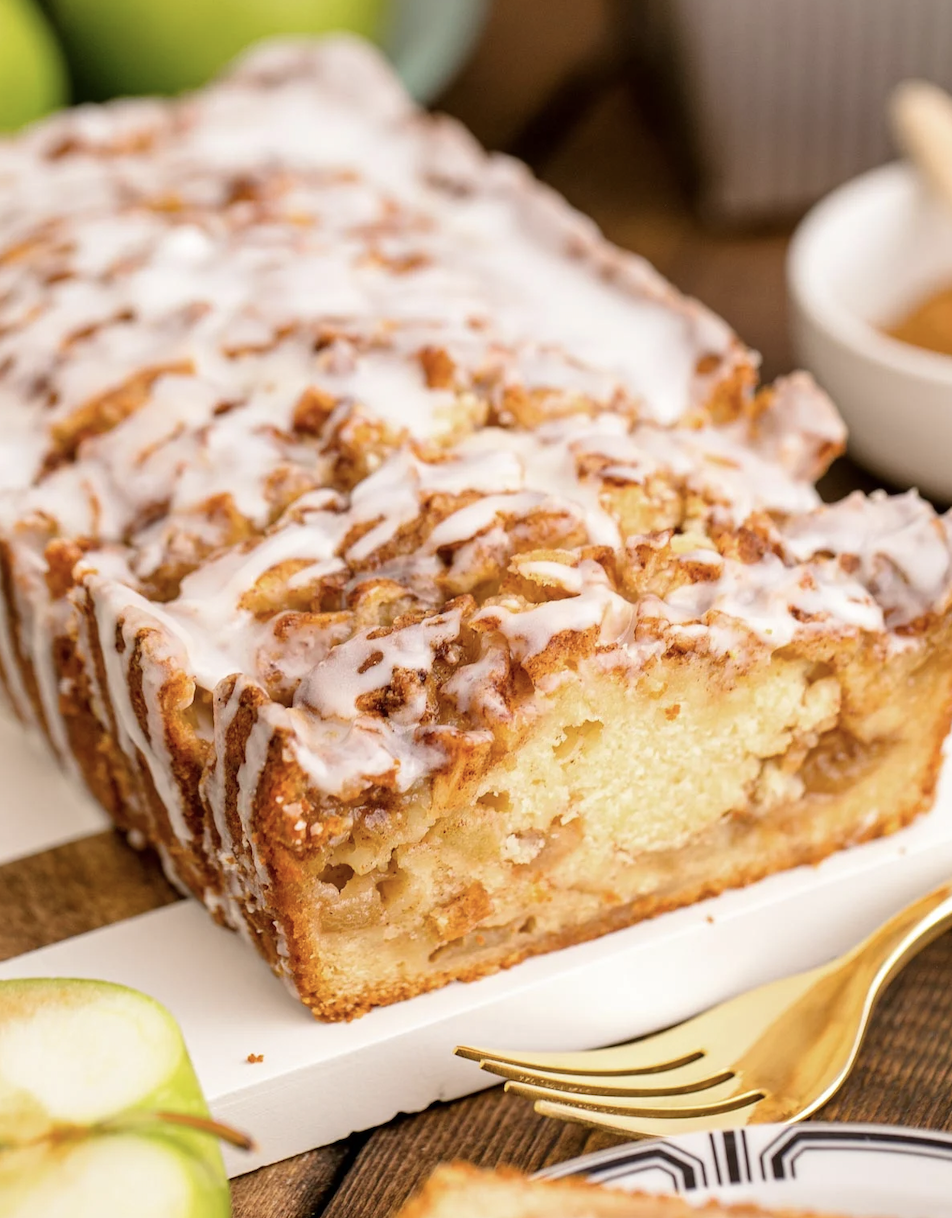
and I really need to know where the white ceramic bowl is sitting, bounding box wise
[788,162,952,501]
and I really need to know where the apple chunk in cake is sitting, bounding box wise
[1,39,951,1019]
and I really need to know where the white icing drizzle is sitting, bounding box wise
[235,709,281,912]
[0,582,30,716]
[455,423,623,546]
[473,560,636,667]
[0,37,948,971]
[201,678,248,934]
[28,589,78,774]
[287,706,465,800]
[781,491,952,627]
[594,422,820,520]
[0,554,35,724]
[657,551,884,645]
[297,607,462,723]
[91,581,194,846]
[750,372,848,480]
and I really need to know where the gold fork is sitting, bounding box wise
[456,881,952,1137]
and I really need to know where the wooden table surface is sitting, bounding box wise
[3,10,949,1216]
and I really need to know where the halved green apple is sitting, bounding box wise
[0,0,68,131]
[0,979,249,1217]
[46,0,388,99]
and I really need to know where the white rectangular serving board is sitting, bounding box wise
[2,708,952,1177]
[0,712,108,863]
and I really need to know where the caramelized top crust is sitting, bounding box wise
[1,38,951,805]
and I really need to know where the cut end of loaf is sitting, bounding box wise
[0,39,950,1020]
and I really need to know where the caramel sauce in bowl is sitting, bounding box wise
[886,286,952,357]
[789,162,952,501]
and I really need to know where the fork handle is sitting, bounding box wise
[844,880,952,999]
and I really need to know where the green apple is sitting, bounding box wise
[46,0,388,100]
[0,0,68,130]
[0,979,250,1217]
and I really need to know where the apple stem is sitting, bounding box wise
[152,1111,255,1151]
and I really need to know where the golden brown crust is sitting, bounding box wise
[0,40,951,1022]
[398,1163,853,1218]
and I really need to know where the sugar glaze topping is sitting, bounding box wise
[0,39,950,822]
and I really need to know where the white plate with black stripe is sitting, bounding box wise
[537,1124,952,1217]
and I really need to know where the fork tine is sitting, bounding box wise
[504,1075,756,1117]
[455,1040,704,1077]
[532,1094,764,1138]
[475,1057,733,1096]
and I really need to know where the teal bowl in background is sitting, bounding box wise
[386,0,488,102]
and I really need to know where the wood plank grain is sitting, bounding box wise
[231,1140,361,1218]
[820,931,952,1128]
[0,830,179,962]
[319,1085,624,1218]
[438,0,609,151]
[306,934,952,1217]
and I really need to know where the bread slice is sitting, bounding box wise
[398,1163,834,1218]
[1,38,951,1019]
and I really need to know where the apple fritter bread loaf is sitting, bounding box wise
[398,1165,674,1218]
[398,1164,840,1218]
[2,39,952,1019]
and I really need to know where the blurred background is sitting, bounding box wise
[6,0,952,498]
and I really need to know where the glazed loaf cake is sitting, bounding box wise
[398,1164,840,1218]
[2,39,952,1019]
[398,1165,683,1218]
